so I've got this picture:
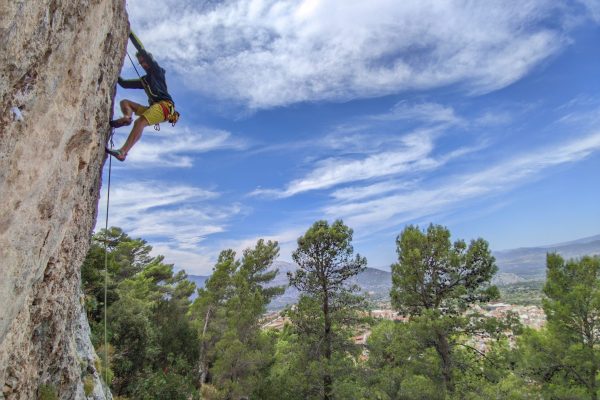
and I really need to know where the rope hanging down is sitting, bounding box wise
[102,131,114,397]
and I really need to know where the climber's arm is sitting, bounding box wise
[129,31,161,73]
[117,77,144,89]
[129,31,145,53]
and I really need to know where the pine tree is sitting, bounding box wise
[81,227,199,398]
[390,224,498,394]
[191,250,238,386]
[519,254,600,399]
[191,240,285,398]
[289,220,367,400]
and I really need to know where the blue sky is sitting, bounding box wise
[98,0,600,275]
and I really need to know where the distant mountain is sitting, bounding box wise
[266,261,299,310]
[494,234,600,280]
[266,261,392,310]
[186,234,600,308]
[349,267,392,301]
[187,275,209,299]
[492,272,526,286]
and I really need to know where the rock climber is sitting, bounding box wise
[106,31,179,162]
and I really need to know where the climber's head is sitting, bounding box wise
[136,52,152,71]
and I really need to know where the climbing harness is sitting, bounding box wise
[153,102,180,131]
[166,104,180,127]
[159,100,180,126]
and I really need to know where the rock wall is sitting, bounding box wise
[0,1,128,398]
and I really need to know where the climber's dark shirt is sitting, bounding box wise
[117,32,173,105]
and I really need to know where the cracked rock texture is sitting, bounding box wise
[0,1,128,398]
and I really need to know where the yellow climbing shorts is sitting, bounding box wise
[134,101,169,125]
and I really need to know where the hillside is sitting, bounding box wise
[494,234,600,279]
[189,234,600,310]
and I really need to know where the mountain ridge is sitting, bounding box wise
[187,233,600,309]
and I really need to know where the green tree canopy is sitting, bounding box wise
[391,224,498,316]
[288,219,367,400]
[390,224,499,395]
[81,227,199,398]
[519,254,600,399]
[191,239,285,399]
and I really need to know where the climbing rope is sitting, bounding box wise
[102,131,114,397]
[126,51,142,79]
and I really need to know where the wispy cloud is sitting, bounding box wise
[331,180,418,202]
[576,0,600,22]
[556,101,600,127]
[252,130,439,197]
[97,181,242,251]
[150,244,215,276]
[371,101,464,125]
[125,0,582,109]
[324,131,600,233]
[251,114,488,199]
[110,125,246,168]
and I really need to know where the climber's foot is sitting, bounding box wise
[105,147,126,162]
[109,117,132,128]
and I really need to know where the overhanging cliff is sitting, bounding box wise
[0,1,128,398]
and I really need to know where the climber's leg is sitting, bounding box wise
[106,102,165,162]
[114,116,150,161]
[110,100,144,128]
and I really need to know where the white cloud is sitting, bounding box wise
[576,0,600,22]
[557,102,600,129]
[126,0,577,109]
[97,181,242,251]
[372,101,464,125]
[324,131,600,233]
[252,130,438,197]
[331,181,417,202]
[252,120,487,199]
[109,125,245,168]
[473,111,514,127]
[150,244,215,275]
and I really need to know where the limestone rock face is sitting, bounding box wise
[0,1,128,398]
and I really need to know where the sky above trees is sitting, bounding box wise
[98,0,600,275]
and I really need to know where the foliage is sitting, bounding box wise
[287,219,368,400]
[83,374,95,396]
[81,227,198,398]
[190,239,285,399]
[38,384,58,400]
[391,224,498,315]
[132,370,199,400]
[518,254,600,399]
[365,319,444,400]
[81,223,600,400]
[390,224,500,395]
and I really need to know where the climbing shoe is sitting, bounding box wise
[105,147,125,161]
[109,117,132,128]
